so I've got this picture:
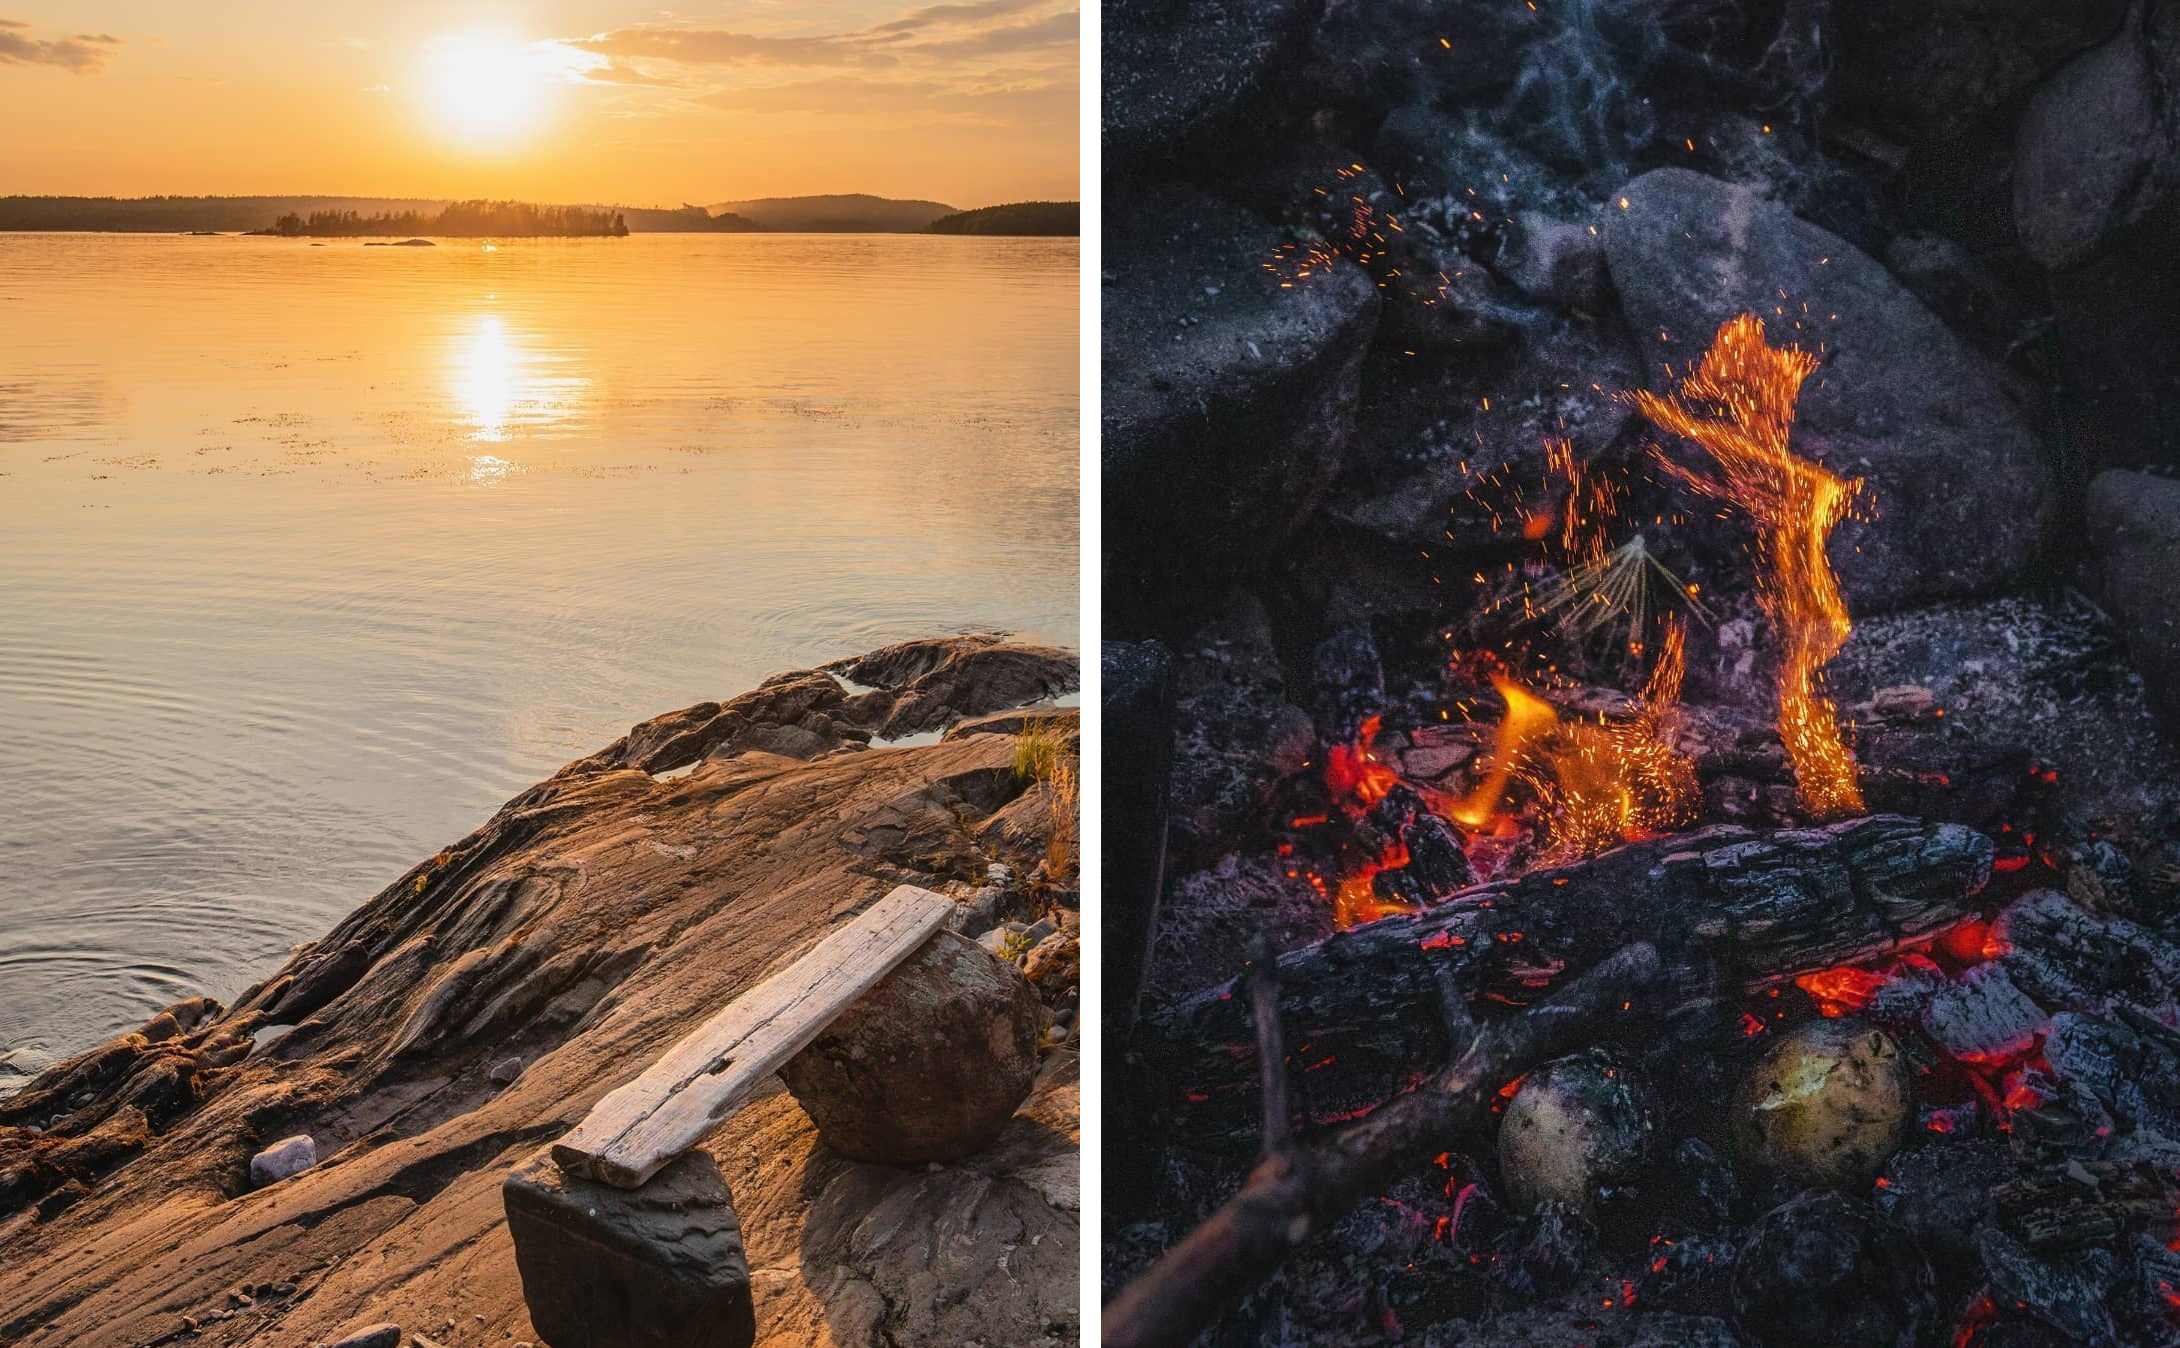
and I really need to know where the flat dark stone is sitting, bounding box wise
[503,1146,755,1348]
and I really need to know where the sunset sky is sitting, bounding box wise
[0,1,1078,208]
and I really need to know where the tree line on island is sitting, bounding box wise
[265,200,628,238]
[0,194,1081,237]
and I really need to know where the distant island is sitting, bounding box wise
[0,193,1078,237]
[608,204,763,233]
[707,193,957,233]
[260,200,627,238]
[926,202,1079,236]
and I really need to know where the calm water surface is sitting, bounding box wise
[0,232,1076,1065]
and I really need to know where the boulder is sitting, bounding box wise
[779,931,1041,1164]
[1602,167,2054,612]
[2050,211,2180,472]
[248,1134,316,1186]
[1326,317,1641,553]
[503,1147,755,1348]
[1166,592,1317,868]
[1828,0,2129,145]
[2086,470,2180,734]
[323,1327,402,1348]
[1104,0,1319,176]
[2013,1,2180,273]
[1103,187,1378,634]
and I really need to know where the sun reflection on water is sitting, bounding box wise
[445,312,586,446]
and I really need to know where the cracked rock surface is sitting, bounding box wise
[0,643,1080,1347]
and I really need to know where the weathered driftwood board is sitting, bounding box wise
[553,883,955,1188]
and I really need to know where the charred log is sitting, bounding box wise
[1156,815,1992,1142]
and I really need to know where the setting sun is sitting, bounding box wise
[418,33,584,146]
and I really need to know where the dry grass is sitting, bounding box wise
[1013,717,1080,881]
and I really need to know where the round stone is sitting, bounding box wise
[780,931,1041,1164]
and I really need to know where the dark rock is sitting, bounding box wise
[1603,167,2054,612]
[779,931,1041,1164]
[2086,470,2180,732]
[1325,318,1640,553]
[1103,0,1320,177]
[324,1327,402,1348]
[2052,213,2180,472]
[487,1056,523,1085]
[1731,1191,1935,1348]
[1883,232,2035,348]
[1370,105,1587,227]
[2013,1,2180,273]
[1830,0,2130,145]
[824,636,1079,739]
[1103,186,1378,633]
[503,1147,755,1348]
[1101,639,1174,1035]
[1504,213,1610,314]
[1166,592,1316,867]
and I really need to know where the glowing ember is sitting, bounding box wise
[1794,964,1891,1017]
[1633,314,1865,816]
[1326,713,1400,806]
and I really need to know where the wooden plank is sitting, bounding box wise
[552,883,955,1188]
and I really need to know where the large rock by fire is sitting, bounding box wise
[1103,0,1319,177]
[2012,1,2180,274]
[1601,167,2053,613]
[2086,469,2180,735]
[1103,187,1378,635]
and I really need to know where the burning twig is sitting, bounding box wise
[1529,534,1716,654]
[1101,942,1667,1348]
[1632,313,1865,815]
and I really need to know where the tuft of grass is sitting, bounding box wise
[1012,717,1079,881]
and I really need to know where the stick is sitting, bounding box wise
[1102,942,1666,1348]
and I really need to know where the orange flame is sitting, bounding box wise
[1633,315,1864,816]
[1451,624,1697,855]
[1450,678,1558,827]
[1542,619,1698,854]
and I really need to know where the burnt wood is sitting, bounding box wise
[1157,815,1994,1141]
[1102,943,1666,1348]
[1994,1159,2180,1251]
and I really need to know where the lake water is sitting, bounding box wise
[0,232,1077,1068]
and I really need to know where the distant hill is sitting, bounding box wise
[925,202,1078,236]
[706,194,956,233]
[609,204,765,233]
[0,195,449,233]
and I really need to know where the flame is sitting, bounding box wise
[1633,314,1864,815]
[1450,678,1559,827]
[1451,626,1696,854]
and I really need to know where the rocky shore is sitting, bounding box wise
[0,635,1080,1348]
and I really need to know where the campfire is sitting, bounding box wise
[1105,311,2180,1348]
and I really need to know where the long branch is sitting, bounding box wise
[1102,942,1667,1348]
